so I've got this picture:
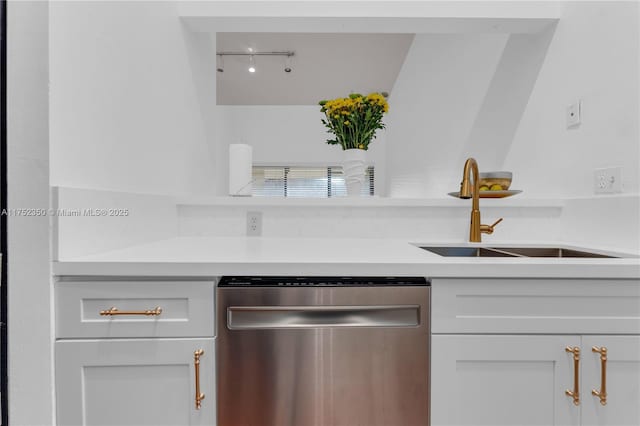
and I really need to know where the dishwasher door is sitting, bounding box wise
[217,284,430,426]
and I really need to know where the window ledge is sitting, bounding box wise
[175,196,565,209]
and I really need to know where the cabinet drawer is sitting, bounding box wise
[432,278,640,335]
[56,280,215,338]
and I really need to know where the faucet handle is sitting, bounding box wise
[481,217,503,235]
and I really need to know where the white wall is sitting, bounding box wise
[8,2,54,425]
[49,1,216,196]
[386,1,639,201]
[504,1,639,198]
[181,30,228,196]
[385,34,510,197]
[502,1,639,252]
[383,2,639,252]
[214,105,387,194]
[48,1,221,259]
[55,187,179,260]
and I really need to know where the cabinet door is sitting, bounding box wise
[432,335,581,426]
[582,336,640,426]
[56,338,215,426]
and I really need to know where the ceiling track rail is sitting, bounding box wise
[216,51,294,57]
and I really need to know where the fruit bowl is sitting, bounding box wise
[479,172,512,191]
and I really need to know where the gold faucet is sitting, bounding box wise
[459,158,503,242]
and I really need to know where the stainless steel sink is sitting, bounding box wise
[421,247,519,257]
[420,246,618,258]
[497,247,616,258]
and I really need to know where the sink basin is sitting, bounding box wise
[497,247,617,258]
[421,246,618,258]
[421,247,518,257]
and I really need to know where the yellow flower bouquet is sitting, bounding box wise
[318,93,389,151]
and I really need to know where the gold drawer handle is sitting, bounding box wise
[592,346,608,406]
[194,349,205,410]
[99,306,163,316]
[565,346,581,406]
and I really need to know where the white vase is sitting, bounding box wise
[342,148,366,197]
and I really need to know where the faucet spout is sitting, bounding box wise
[460,158,479,200]
[459,158,502,242]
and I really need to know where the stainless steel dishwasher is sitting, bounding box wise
[217,276,430,426]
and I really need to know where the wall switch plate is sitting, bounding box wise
[594,166,623,194]
[246,211,262,236]
[566,100,582,128]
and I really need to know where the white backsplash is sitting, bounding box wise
[560,195,640,253]
[177,204,563,242]
[55,187,639,258]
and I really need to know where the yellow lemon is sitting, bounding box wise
[479,185,490,191]
[490,184,503,191]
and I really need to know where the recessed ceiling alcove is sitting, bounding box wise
[216,32,414,105]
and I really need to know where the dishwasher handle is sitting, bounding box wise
[227,305,421,329]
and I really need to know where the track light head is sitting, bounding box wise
[284,55,293,73]
[216,54,224,73]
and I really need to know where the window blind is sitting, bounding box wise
[252,166,374,197]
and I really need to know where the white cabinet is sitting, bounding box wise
[56,339,215,426]
[54,279,217,426]
[432,335,640,426]
[582,336,640,426]
[431,278,640,426]
[432,335,581,426]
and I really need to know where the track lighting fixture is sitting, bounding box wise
[216,50,295,74]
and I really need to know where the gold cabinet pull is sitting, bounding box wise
[565,346,581,406]
[592,346,608,406]
[194,349,205,410]
[99,306,162,316]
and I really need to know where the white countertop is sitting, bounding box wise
[53,237,640,279]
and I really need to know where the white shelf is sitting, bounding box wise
[175,196,565,209]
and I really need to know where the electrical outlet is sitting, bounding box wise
[246,211,262,236]
[594,167,623,194]
[566,100,582,128]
